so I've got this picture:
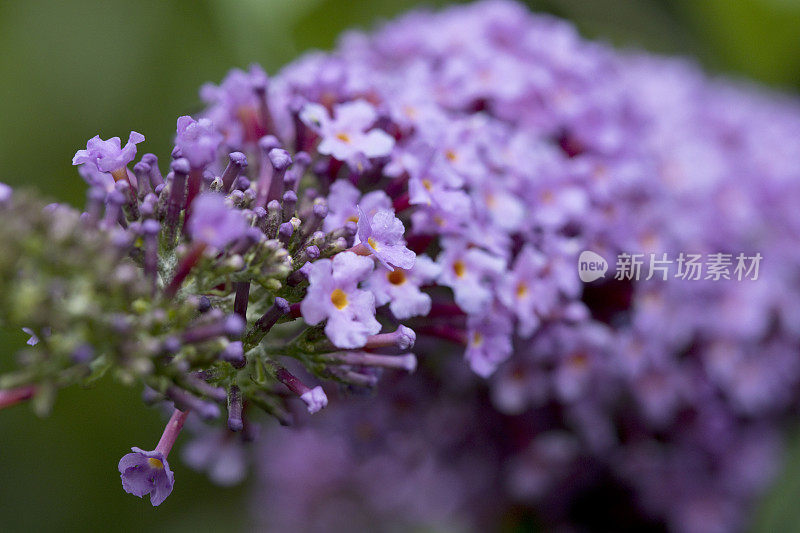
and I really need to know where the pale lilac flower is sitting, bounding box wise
[72,131,145,175]
[497,246,553,337]
[436,239,505,314]
[409,195,473,235]
[397,142,466,208]
[77,164,116,194]
[356,207,415,270]
[464,308,513,378]
[300,100,395,169]
[322,180,361,232]
[174,116,223,169]
[201,64,268,112]
[187,193,250,249]
[322,180,391,232]
[364,254,440,319]
[300,251,380,348]
[200,64,270,146]
[471,181,526,234]
[182,427,249,487]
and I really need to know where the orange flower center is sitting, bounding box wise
[330,288,348,310]
[387,269,406,285]
[453,260,466,278]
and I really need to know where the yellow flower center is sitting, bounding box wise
[336,132,351,143]
[148,458,164,470]
[422,179,433,191]
[367,237,379,250]
[387,269,406,285]
[445,149,458,162]
[346,214,359,224]
[453,260,466,278]
[515,282,528,298]
[472,332,483,346]
[330,288,348,310]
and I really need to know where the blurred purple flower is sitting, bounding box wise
[187,193,250,249]
[175,116,223,169]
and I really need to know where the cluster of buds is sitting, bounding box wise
[1,85,424,503]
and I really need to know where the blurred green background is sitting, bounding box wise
[1,0,799,531]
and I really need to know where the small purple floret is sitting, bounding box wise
[118,447,175,506]
[300,251,380,349]
[72,131,145,173]
[356,207,415,270]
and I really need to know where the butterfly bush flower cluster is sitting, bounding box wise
[246,2,799,532]
[1,0,800,530]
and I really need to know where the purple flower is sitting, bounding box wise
[77,164,116,194]
[72,131,145,175]
[187,193,250,249]
[364,254,440,319]
[21,327,39,346]
[497,245,553,337]
[0,182,11,202]
[118,447,175,506]
[409,196,472,235]
[181,426,249,487]
[465,307,514,378]
[471,181,526,234]
[322,180,391,232]
[200,64,270,146]
[300,100,394,169]
[436,238,506,315]
[174,116,223,169]
[356,206,415,270]
[300,251,380,349]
